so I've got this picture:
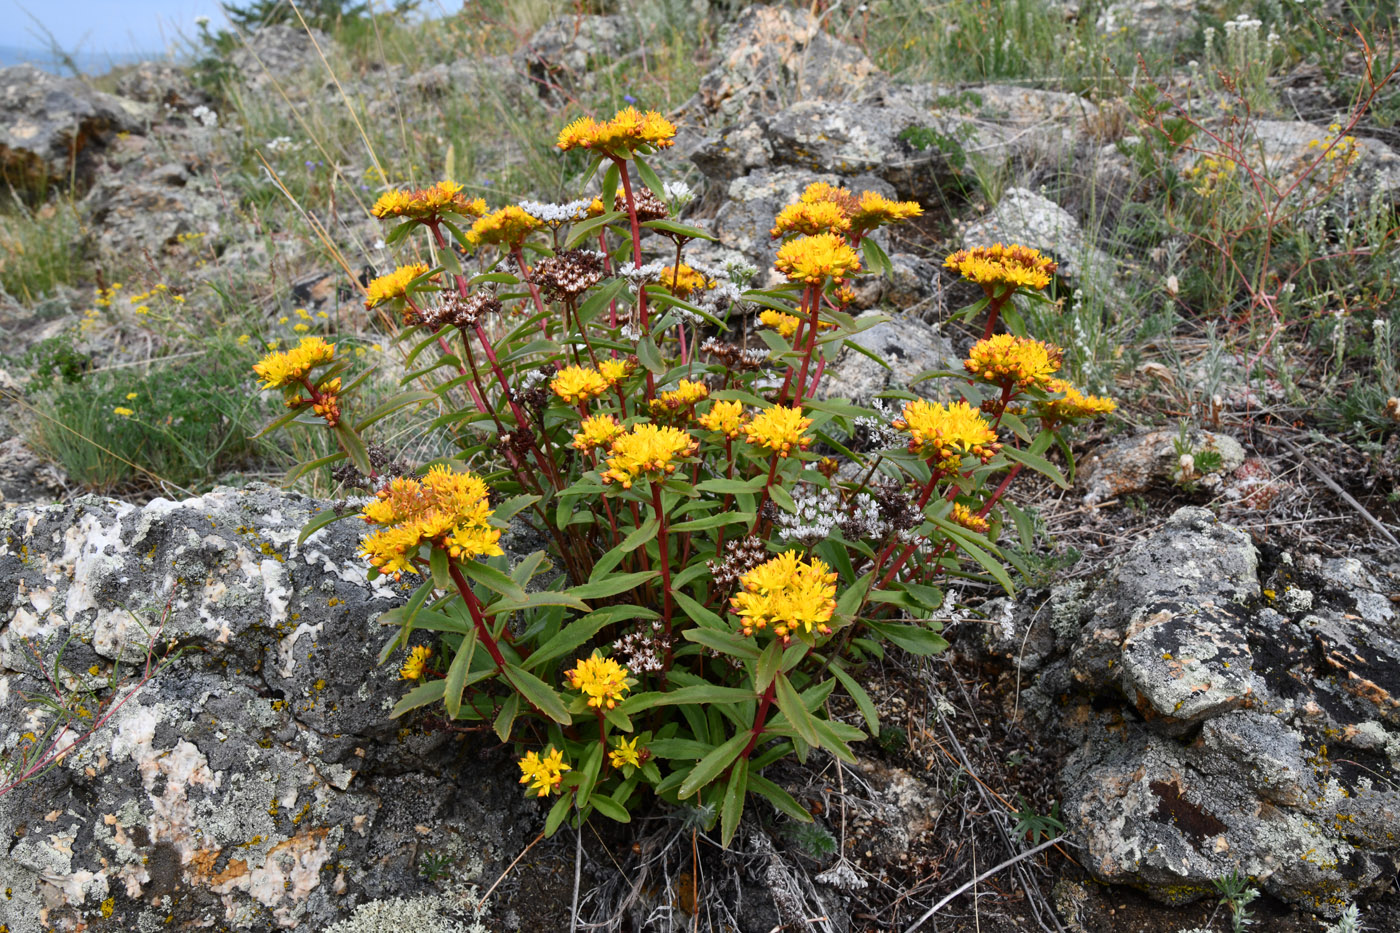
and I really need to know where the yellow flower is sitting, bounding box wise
[848,190,923,234]
[658,263,714,300]
[371,180,486,220]
[551,365,611,404]
[566,651,631,709]
[365,263,430,310]
[359,466,504,577]
[598,358,633,386]
[293,323,310,333]
[1037,378,1116,421]
[113,407,134,417]
[760,309,802,339]
[573,414,624,451]
[742,404,813,458]
[892,399,1000,471]
[556,107,677,156]
[949,503,989,534]
[943,243,1057,295]
[800,182,852,205]
[236,334,251,346]
[518,747,571,797]
[964,334,1062,390]
[253,336,335,390]
[125,392,139,400]
[697,399,747,438]
[649,379,709,416]
[601,423,699,488]
[771,200,851,238]
[774,233,861,285]
[729,551,838,638]
[399,645,432,680]
[296,308,312,320]
[609,736,643,770]
[466,206,543,248]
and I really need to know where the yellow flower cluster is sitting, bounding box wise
[729,551,838,638]
[598,358,632,385]
[650,379,709,417]
[365,263,430,310]
[601,423,699,488]
[253,336,335,390]
[697,399,748,438]
[964,334,1062,390]
[518,747,571,797]
[556,106,677,155]
[1306,124,1361,167]
[659,263,715,300]
[1037,378,1116,421]
[742,404,813,458]
[759,308,834,340]
[466,206,543,248]
[573,414,624,451]
[943,243,1057,294]
[949,503,990,534]
[370,181,486,220]
[774,233,862,285]
[609,736,642,770]
[399,645,432,680]
[551,365,612,404]
[771,182,922,239]
[565,651,631,709]
[892,399,1000,471]
[359,466,504,576]
[1184,156,1239,198]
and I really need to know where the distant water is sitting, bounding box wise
[0,44,168,74]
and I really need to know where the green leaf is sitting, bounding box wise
[864,620,949,656]
[753,642,782,694]
[297,507,352,546]
[525,605,656,671]
[769,483,796,514]
[721,757,748,847]
[695,476,765,494]
[810,717,859,763]
[493,693,520,742]
[460,560,529,602]
[830,664,879,734]
[285,452,347,486]
[746,772,812,822]
[641,218,718,242]
[443,629,479,719]
[620,516,659,553]
[493,494,540,525]
[503,663,572,723]
[861,236,894,277]
[636,335,665,373]
[671,589,726,631]
[334,423,373,475]
[773,673,820,747]
[1001,444,1069,488]
[678,731,749,799]
[565,210,625,249]
[632,155,666,201]
[567,570,658,600]
[647,738,712,760]
[600,162,621,211]
[429,548,451,591]
[544,793,572,836]
[576,741,604,809]
[669,511,754,532]
[929,517,1015,595]
[589,794,631,823]
[390,679,446,719]
[683,627,761,661]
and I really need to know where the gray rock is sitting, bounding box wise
[1249,119,1400,202]
[1079,428,1247,505]
[517,14,638,90]
[958,187,1122,307]
[0,485,532,933]
[113,62,210,112]
[1047,507,1400,916]
[83,158,223,258]
[230,25,340,89]
[0,64,147,192]
[817,313,960,405]
[1095,0,1205,46]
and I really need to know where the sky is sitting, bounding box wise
[3,0,226,64]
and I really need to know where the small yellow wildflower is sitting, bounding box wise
[1037,378,1116,421]
[296,308,312,320]
[556,107,677,156]
[658,263,715,300]
[649,379,709,416]
[573,414,624,451]
[609,736,643,770]
[601,423,699,489]
[253,336,335,390]
[760,309,802,339]
[236,334,251,346]
[964,334,1061,390]
[847,190,923,235]
[518,747,571,797]
[742,404,813,458]
[943,243,1057,295]
[399,645,432,680]
[697,399,748,438]
[113,407,134,417]
[892,399,1000,471]
[293,323,310,333]
[371,180,486,220]
[730,551,838,638]
[359,466,503,577]
[566,651,631,709]
[774,233,861,285]
[125,392,139,400]
[466,206,543,248]
[771,200,851,238]
[598,358,633,386]
[949,503,990,534]
[551,365,611,404]
[365,263,430,310]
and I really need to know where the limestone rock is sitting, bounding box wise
[83,159,223,258]
[1095,0,1206,46]
[1079,428,1246,505]
[817,313,960,405]
[0,486,533,933]
[0,64,147,193]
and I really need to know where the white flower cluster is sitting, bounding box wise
[518,199,594,225]
[854,398,903,449]
[191,105,219,128]
[615,624,665,674]
[814,860,867,891]
[662,180,695,211]
[266,136,295,153]
[775,488,841,545]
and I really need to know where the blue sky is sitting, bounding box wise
[4,0,225,59]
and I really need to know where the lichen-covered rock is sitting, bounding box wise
[1079,428,1247,505]
[230,25,341,89]
[817,313,960,405]
[515,14,638,101]
[113,62,212,112]
[83,158,223,259]
[0,64,147,192]
[1095,0,1206,46]
[0,485,533,932]
[1035,507,1400,917]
